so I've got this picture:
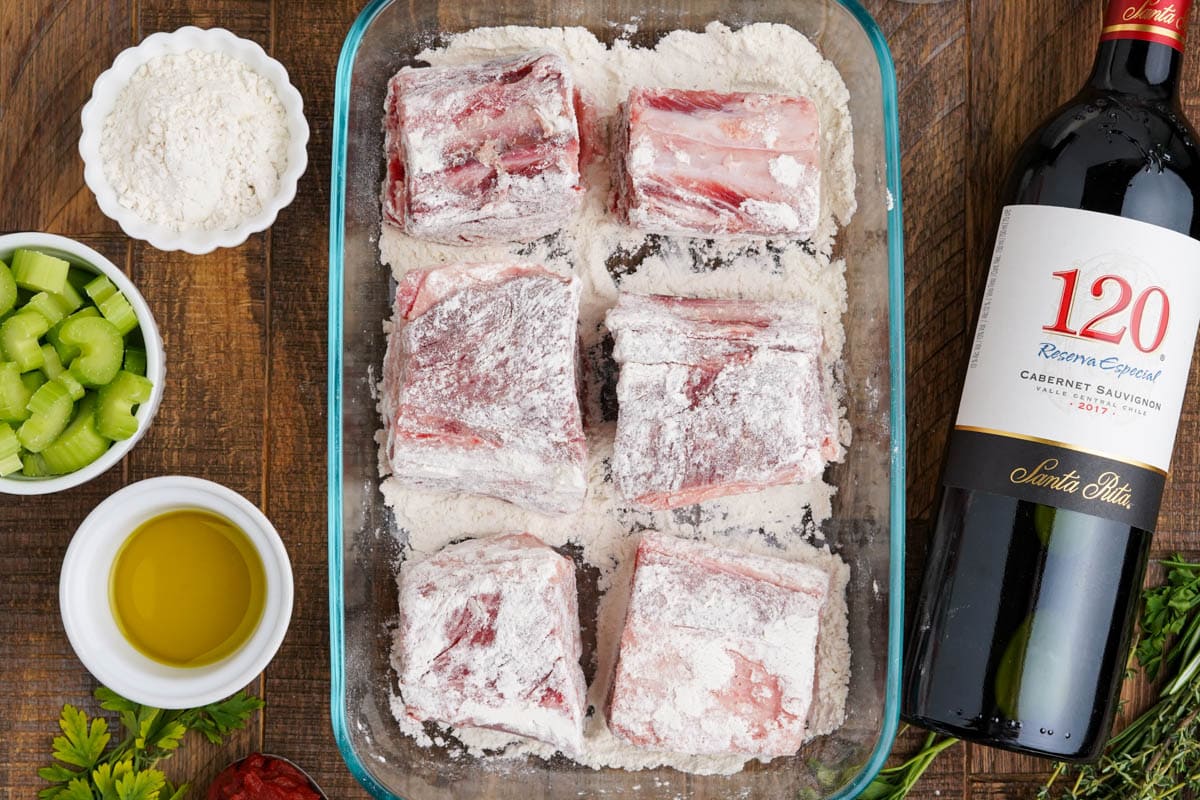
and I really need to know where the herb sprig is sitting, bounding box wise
[38,687,263,800]
[860,729,959,799]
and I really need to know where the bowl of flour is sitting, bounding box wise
[79,27,309,254]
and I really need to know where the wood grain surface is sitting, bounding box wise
[1,1,1197,798]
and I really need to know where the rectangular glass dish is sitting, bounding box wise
[327,1,906,797]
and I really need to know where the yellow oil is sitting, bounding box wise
[109,509,266,668]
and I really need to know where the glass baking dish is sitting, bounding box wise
[327,0,905,797]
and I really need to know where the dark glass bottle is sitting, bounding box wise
[903,0,1200,762]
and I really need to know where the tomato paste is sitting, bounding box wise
[207,754,323,800]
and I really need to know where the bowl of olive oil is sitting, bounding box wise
[60,476,293,708]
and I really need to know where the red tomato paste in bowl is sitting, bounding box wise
[207,754,323,800]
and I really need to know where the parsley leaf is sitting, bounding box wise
[51,705,109,770]
[39,687,262,800]
[183,693,264,745]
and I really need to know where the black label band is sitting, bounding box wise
[943,427,1164,530]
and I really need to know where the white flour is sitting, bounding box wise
[379,22,856,776]
[100,49,289,232]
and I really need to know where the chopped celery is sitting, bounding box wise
[21,452,49,477]
[0,452,19,476]
[60,316,123,387]
[18,379,74,452]
[97,370,153,441]
[55,280,84,313]
[0,422,15,458]
[47,307,99,364]
[0,261,15,316]
[11,249,68,294]
[0,311,50,371]
[123,346,147,377]
[0,363,31,423]
[20,371,45,393]
[41,394,111,475]
[84,274,117,304]
[0,422,17,476]
[98,291,138,336]
[26,291,74,327]
[40,344,64,380]
[55,371,85,401]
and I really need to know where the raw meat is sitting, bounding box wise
[383,51,583,244]
[607,532,830,758]
[605,293,839,510]
[394,534,588,755]
[381,263,587,514]
[613,87,821,239]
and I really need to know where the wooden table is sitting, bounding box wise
[4,1,1198,798]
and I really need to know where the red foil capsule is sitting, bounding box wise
[1101,0,1193,52]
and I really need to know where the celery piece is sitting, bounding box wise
[123,346,147,377]
[21,452,49,477]
[0,311,50,371]
[0,423,18,476]
[47,307,99,364]
[0,422,16,458]
[0,453,19,476]
[41,394,111,475]
[0,261,15,317]
[84,274,117,304]
[26,291,73,327]
[97,291,138,336]
[55,279,84,313]
[0,363,31,423]
[96,370,152,441]
[21,371,45,393]
[60,316,123,388]
[11,249,68,295]
[55,371,85,401]
[18,379,74,452]
[40,344,65,380]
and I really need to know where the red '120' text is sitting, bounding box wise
[1043,269,1171,353]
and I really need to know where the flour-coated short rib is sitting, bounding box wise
[381,263,587,514]
[383,52,582,244]
[607,532,829,757]
[614,87,821,239]
[394,534,587,755]
[605,293,839,510]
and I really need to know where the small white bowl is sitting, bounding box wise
[0,232,165,495]
[78,27,309,254]
[60,476,294,709]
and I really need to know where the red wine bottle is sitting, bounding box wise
[904,0,1200,762]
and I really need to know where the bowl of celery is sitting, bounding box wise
[0,233,164,494]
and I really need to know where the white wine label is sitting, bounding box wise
[947,204,1200,530]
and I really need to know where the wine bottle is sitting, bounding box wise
[903,0,1200,762]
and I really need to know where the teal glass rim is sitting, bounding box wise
[326,0,906,796]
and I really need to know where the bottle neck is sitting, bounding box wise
[1088,0,1191,99]
[1089,38,1183,97]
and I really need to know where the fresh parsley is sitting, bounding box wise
[38,687,263,800]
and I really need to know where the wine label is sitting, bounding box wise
[946,204,1200,530]
[1101,0,1192,52]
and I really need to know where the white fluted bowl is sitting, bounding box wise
[79,27,309,254]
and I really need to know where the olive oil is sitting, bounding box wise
[110,509,266,667]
